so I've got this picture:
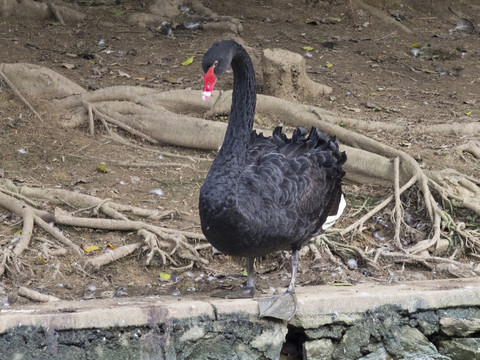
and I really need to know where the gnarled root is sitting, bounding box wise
[0,180,210,286]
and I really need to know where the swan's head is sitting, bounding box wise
[202,40,235,100]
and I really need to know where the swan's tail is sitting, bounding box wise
[302,127,347,235]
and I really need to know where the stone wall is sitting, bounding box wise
[298,305,480,359]
[1,278,479,359]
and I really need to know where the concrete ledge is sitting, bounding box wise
[2,278,479,332]
[1,278,480,359]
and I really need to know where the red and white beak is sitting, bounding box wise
[202,66,217,100]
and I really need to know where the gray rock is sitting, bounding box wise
[436,307,480,321]
[437,338,480,360]
[250,327,287,359]
[305,324,346,340]
[332,322,373,359]
[439,318,480,337]
[303,338,335,360]
[412,311,440,336]
[383,326,450,359]
[357,347,391,360]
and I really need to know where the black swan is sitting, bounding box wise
[199,40,346,320]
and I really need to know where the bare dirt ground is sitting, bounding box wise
[0,0,479,307]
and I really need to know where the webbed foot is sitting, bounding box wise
[257,290,298,321]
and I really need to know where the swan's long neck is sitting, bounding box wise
[218,45,257,163]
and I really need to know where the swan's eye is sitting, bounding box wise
[213,60,219,67]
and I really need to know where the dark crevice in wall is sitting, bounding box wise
[280,324,307,360]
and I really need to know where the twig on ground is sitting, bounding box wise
[33,214,83,256]
[106,132,210,162]
[341,174,418,235]
[349,0,357,26]
[322,237,380,270]
[92,105,159,144]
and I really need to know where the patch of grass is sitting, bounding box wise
[110,8,126,16]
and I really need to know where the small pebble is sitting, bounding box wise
[373,230,386,241]
[184,22,199,30]
[149,188,164,196]
[347,258,358,270]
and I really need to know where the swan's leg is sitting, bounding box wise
[211,256,255,299]
[258,249,299,321]
[287,249,299,293]
[245,256,256,291]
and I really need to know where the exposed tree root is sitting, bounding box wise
[392,157,404,250]
[46,1,65,26]
[457,140,480,160]
[0,180,210,291]
[0,0,84,24]
[33,213,83,256]
[85,243,143,270]
[13,205,34,257]
[0,64,43,121]
[352,0,413,34]
[0,63,479,280]
[340,175,419,235]
[53,209,208,267]
[2,179,180,222]
[17,286,60,303]
[127,0,243,35]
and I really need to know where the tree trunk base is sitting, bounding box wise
[262,48,332,102]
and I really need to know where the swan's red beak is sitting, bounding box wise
[202,66,217,100]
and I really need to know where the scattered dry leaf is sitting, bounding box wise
[117,70,131,78]
[84,245,100,253]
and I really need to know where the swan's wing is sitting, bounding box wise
[238,127,346,247]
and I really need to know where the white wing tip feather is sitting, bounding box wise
[322,193,346,231]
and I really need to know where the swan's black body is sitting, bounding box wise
[199,40,346,319]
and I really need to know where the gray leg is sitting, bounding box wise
[287,248,300,292]
[246,256,255,290]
